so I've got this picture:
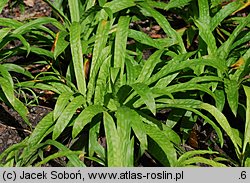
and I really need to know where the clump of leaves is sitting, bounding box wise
[0,0,250,167]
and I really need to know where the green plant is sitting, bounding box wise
[0,0,249,167]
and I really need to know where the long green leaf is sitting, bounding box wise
[147,0,192,10]
[182,157,226,167]
[0,18,22,28]
[21,113,54,159]
[0,28,12,41]
[2,63,33,79]
[103,0,135,13]
[12,98,30,125]
[147,57,227,85]
[87,20,110,104]
[70,22,86,94]
[218,14,250,59]
[69,0,80,22]
[53,95,85,140]
[114,16,130,86]
[198,0,210,25]
[94,56,111,105]
[72,105,104,138]
[0,0,8,13]
[116,107,134,166]
[243,85,250,153]
[131,83,156,115]
[224,79,239,116]
[128,30,174,49]
[211,1,242,31]
[103,112,120,166]
[125,57,141,85]
[125,107,148,151]
[137,50,164,83]
[178,150,219,164]
[53,91,74,121]
[35,150,83,167]
[152,83,216,100]
[195,20,217,56]
[40,139,85,167]
[12,17,65,35]
[145,124,177,166]
[139,2,186,53]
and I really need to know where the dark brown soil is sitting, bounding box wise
[0,103,52,153]
[0,0,51,20]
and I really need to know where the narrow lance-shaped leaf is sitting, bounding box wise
[145,124,177,166]
[137,50,164,83]
[198,0,210,25]
[87,20,110,104]
[2,63,34,79]
[12,17,65,35]
[94,56,111,105]
[72,105,105,138]
[103,112,120,166]
[210,1,242,31]
[124,107,147,151]
[195,20,217,56]
[147,57,227,85]
[0,71,29,125]
[70,22,86,94]
[151,82,216,101]
[20,112,54,160]
[35,150,83,167]
[182,157,226,167]
[243,85,250,153]
[68,0,80,22]
[131,83,156,115]
[116,107,134,166]
[37,139,85,167]
[53,95,85,140]
[147,0,192,10]
[0,0,8,13]
[0,17,23,29]
[128,30,167,49]
[103,0,135,13]
[53,31,69,59]
[156,98,240,153]
[178,150,218,164]
[0,28,12,41]
[218,14,250,59]
[53,92,74,121]
[224,79,239,116]
[114,16,131,86]
[139,2,186,53]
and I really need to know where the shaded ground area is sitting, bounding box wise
[0,104,52,153]
[0,0,51,20]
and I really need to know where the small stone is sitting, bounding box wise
[7,139,13,145]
